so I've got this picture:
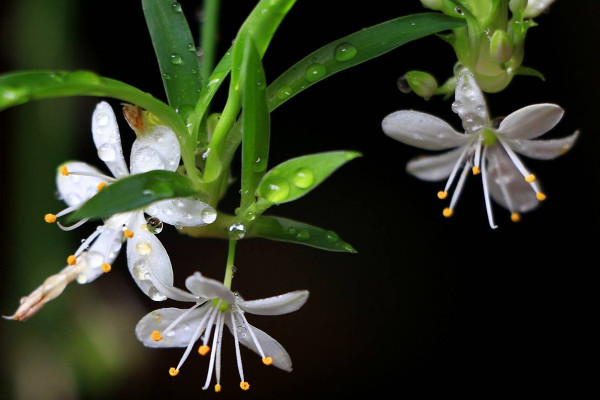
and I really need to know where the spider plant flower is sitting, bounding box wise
[522,0,557,18]
[135,272,309,392]
[381,68,578,228]
[42,101,216,300]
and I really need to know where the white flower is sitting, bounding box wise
[135,272,309,392]
[382,68,578,228]
[45,101,217,300]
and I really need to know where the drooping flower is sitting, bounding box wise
[135,272,309,392]
[381,68,578,228]
[7,102,217,320]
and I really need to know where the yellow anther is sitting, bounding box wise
[97,182,107,191]
[60,166,70,176]
[198,345,210,356]
[525,174,536,183]
[262,357,273,366]
[437,191,448,200]
[67,255,77,265]
[151,330,163,342]
[169,367,179,376]
[472,166,480,175]
[240,381,250,391]
[123,230,134,239]
[511,213,521,223]
[214,384,222,393]
[442,207,453,218]
[536,192,547,201]
[44,213,57,223]
[101,263,112,273]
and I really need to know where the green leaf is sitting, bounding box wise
[68,170,202,222]
[256,150,361,205]
[142,0,202,119]
[266,13,465,110]
[514,66,545,81]
[247,215,356,253]
[0,70,185,129]
[240,38,270,211]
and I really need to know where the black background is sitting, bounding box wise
[0,1,597,399]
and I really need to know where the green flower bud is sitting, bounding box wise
[403,71,438,100]
[420,0,444,10]
[490,29,513,64]
[509,0,529,14]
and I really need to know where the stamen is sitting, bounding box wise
[237,312,267,360]
[262,357,273,366]
[200,303,221,349]
[44,214,57,223]
[448,162,471,212]
[202,311,224,391]
[536,192,547,201]
[240,381,250,391]
[472,135,483,174]
[101,263,111,273]
[161,303,201,338]
[169,367,179,376]
[123,230,134,239]
[57,217,91,232]
[151,330,163,341]
[441,144,471,194]
[511,213,521,222]
[437,191,448,200]
[63,169,115,182]
[73,226,104,257]
[173,305,214,372]
[472,166,480,175]
[97,182,107,191]
[67,255,77,266]
[214,384,221,393]
[230,313,246,385]
[480,147,498,229]
[442,207,453,218]
[525,174,536,183]
[198,345,210,356]
[497,137,537,186]
[60,166,70,176]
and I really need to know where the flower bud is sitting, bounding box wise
[420,0,444,10]
[402,71,438,100]
[490,29,513,63]
[509,0,528,14]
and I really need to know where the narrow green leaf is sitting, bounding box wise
[0,70,187,134]
[246,215,356,253]
[257,150,361,205]
[515,66,545,81]
[69,170,202,222]
[266,13,465,110]
[142,0,202,118]
[240,38,270,211]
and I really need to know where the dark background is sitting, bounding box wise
[0,1,597,399]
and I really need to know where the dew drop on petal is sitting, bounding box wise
[201,209,217,224]
[148,286,167,301]
[97,143,116,162]
[132,259,148,279]
[135,241,152,255]
[291,167,314,189]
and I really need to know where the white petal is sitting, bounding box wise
[126,212,174,301]
[91,101,129,178]
[406,147,467,181]
[505,130,580,160]
[498,104,564,140]
[56,161,108,207]
[146,198,217,227]
[135,306,209,348]
[225,318,293,372]
[486,145,540,213]
[454,69,489,133]
[238,290,309,316]
[185,272,236,304]
[382,110,470,150]
[130,126,181,174]
[524,0,556,18]
[75,224,124,284]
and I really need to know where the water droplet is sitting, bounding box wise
[325,230,339,242]
[162,73,172,80]
[231,265,237,278]
[291,167,314,189]
[277,86,292,100]
[451,101,462,113]
[296,230,310,240]
[135,241,152,255]
[228,223,246,239]
[201,209,217,224]
[244,210,256,221]
[397,75,411,93]
[0,86,30,106]
[132,146,166,171]
[334,42,357,62]
[455,6,464,15]
[152,312,163,324]
[97,143,116,162]
[96,112,109,127]
[172,2,182,12]
[259,176,290,203]
[287,227,297,235]
[305,63,327,83]
[252,156,267,172]
[187,43,196,52]
[146,217,163,234]
[132,260,148,279]
[170,53,183,65]
[148,286,167,301]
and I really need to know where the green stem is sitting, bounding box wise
[200,0,220,85]
[223,239,237,289]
